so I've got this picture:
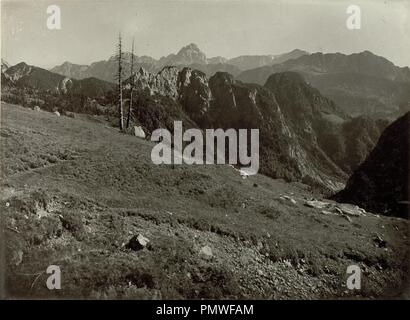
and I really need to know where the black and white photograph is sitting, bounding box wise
[0,0,409,305]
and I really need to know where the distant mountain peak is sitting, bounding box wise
[177,43,206,58]
[286,49,308,55]
[14,62,29,68]
[178,43,201,53]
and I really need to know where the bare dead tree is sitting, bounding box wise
[116,32,124,131]
[126,38,135,129]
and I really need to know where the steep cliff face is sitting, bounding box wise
[123,67,391,192]
[206,72,305,184]
[334,112,410,218]
[126,68,351,191]
[177,68,212,126]
[127,66,179,98]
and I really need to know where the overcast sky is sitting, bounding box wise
[1,0,409,69]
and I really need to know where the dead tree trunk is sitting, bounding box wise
[126,38,135,129]
[117,33,124,132]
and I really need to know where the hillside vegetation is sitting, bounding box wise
[1,102,408,299]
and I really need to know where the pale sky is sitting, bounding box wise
[1,0,409,69]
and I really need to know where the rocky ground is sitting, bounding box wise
[1,102,409,299]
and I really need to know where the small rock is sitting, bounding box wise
[11,250,23,266]
[283,259,292,267]
[320,210,334,215]
[282,195,297,205]
[65,111,75,118]
[54,111,60,116]
[134,126,146,139]
[199,245,213,259]
[304,200,330,209]
[126,234,150,251]
[336,204,366,217]
[374,236,387,248]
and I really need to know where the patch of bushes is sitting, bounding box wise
[60,211,87,241]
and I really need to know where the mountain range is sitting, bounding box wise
[2,61,115,97]
[48,44,410,119]
[237,51,410,118]
[50,43,308,81]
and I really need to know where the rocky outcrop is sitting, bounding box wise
[1,59,10,73]
[334,112,410,218]
[127,66,179,98]
[177,68,212,125]
[4,62,33,81]
[125,68,388,192]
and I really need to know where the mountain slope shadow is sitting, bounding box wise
[334,112,410,218]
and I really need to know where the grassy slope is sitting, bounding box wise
[1,102,409,299]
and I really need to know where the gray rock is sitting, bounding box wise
[304,200,330,209]
[134,126,146,139]
[11,249,23,266]
[374,235,387,248]
[336,204,366,216]
[126,234,150,251]
[65,111,75,118]
[199,245,213,259]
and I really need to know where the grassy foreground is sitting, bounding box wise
[1,102,409,299]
